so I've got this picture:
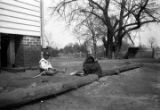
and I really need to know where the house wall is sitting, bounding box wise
[135,49,153,58]
[23,36,41,67]
[15,35,41,67]
[0,0,41,68]
[134,48,160,59]
[0,34,1,72]
[0,0,40,36]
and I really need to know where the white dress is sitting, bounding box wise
[39,58,53,71]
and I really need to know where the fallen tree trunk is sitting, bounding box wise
[118,63,142,73]
[0,63,142,109]
[0,75,98,109]
[101,63,143,77]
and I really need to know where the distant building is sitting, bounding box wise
[0,0,41,69]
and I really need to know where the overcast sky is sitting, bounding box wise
[44,0,160,49]
[44,0,77,48]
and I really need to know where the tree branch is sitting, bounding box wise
[88,0,104,11]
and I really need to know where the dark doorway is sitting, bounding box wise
[1,34,16,67]
[1,34,10,67]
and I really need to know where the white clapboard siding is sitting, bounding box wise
[0,0,40,12]
[0,9,40,22]
[16,0,40,7]
[0,0,41,36]
[0,22,40,32]
[0,3,40,17]
[0,15,40,27]
[0,27,40,36]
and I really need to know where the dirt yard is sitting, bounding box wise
[0,58,160,110]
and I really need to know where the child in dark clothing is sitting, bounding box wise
[83,55,102,77]
[70,55,102,77]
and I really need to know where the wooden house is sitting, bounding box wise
[0,0,41,69]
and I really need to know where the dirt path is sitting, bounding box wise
[14,63,160,110]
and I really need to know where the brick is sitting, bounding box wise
[15,35,41,67]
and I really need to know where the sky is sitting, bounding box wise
[43,0,77,48]
[43,0,160,49]
[133,23,160,47]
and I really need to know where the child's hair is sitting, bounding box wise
[43,51,50,57]
[84,55,95,64]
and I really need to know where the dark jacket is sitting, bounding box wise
[83,56,102,77]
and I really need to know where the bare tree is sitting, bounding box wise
[148,36,156,49]
[73,16,104,58]
[51,0,160,58]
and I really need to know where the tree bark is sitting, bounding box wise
[115,37,123,58]
[152,48,155,58]
[0,75,98,109]
[102,37,108,57]
[102,63,142,76]
[92,35,97,59]
[102,35,113,59]
[107,38,113,59]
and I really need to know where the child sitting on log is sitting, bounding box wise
[35,51,65,77]
[70,55,102,77]
[83,55,102,77]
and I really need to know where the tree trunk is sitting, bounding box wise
[102,63,142,76]
[102,36,113,59]
[0,75,98,109]
[92,35,97,59]
[102,37,107,57]
[107,43,112,59]
[115,37,122,58]
[152,48,155,58]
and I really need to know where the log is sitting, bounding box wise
[0,74,98,109]
[118,63,142,73]
[0,63,142,109]
[101,63,143,77]
[101,69,119,76]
